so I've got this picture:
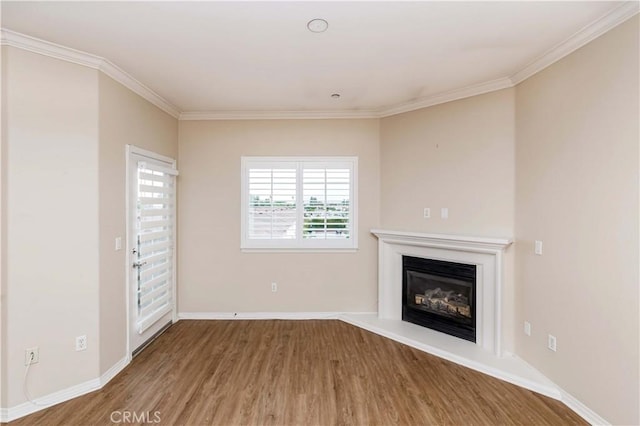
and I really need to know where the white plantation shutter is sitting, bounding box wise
[248,168,297,240]
[241,157,357,250]
[303,167,351,240]
[135,161,177,333]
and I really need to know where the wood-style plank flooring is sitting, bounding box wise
[11,320,586,425]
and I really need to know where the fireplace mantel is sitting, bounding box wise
[371,229,512,251]
[371,229,512,356]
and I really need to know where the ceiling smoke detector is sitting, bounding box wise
[307,18,328,33]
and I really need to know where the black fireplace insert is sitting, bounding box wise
[402,256,476,342]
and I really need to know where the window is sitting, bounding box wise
[241,157,358,250]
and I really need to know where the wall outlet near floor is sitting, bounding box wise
[25,347,39,365]
[548,334,557,352]
[423,208,431,219]
[76,335,88,351]
[271,282,277,292]
[524,321,531,336]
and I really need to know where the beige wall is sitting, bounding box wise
[3,47,100,407]
[98,73,178,374]
[515,16,639,425]
[380,88,516,237]
[0,46,179,411]
[0,44,7,408]
[178,119,380,313]
[379,89,517,350]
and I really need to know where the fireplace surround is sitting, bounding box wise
[371,229,512,355]
[340,230,590,417]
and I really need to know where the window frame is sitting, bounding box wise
[241,156,358,252]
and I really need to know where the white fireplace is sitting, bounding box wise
[371,229,512,356]
[340,229,560,400]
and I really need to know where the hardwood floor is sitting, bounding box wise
[11,320,586,425]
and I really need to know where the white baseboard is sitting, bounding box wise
[100,355,131,387]
[560,387,610,425]
[0,355,130,423]
[511,355,610,425]
[178,311,376,320]
[4,378,101,422]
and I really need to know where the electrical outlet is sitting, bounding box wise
[271,282,277,292]
[441,207,449,219]
[524,321,531,336]
[423,208,431,219]
[76,335,87,351]
[25,347,39,365]
[548,334,557,352]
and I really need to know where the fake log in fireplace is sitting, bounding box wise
[402,256,477,343]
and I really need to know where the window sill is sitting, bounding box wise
[241,247,358,254]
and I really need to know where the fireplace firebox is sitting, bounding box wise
[402,256,476,342]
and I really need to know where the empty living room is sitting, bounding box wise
[0,1,638,425]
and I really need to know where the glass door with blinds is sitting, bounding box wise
[127,146,178,355]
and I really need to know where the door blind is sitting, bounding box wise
[135,161,177,334]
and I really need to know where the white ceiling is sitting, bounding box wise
[0,1,634,117]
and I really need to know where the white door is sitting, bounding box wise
[127,146,178,355]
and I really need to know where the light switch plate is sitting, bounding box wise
[548,334,557,352]
[535,240,543,255]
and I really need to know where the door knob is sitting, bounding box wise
[133,261,147,268]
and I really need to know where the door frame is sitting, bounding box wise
[125,144,178,358]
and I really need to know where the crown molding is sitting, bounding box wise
[0,28,180,118]
[509,1,640,85]
[180,77,515,121]
[0,28,103,68]
[179,109,381,120]
[98,60,180,118]
[378,77,514,118]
